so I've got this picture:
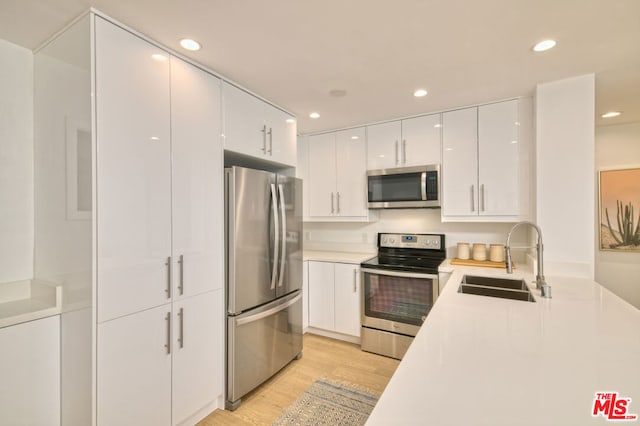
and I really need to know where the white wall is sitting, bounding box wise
[304,209,527,260]
[535,74,595,278]
[595,122,640,309]
[0,39,33,283]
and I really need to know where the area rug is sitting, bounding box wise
[272,378,379,426]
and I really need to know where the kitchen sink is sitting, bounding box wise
[458,275,535,302]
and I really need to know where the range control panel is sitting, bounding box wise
[379,233,444,250]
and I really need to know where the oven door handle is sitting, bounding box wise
[361,267,438,280]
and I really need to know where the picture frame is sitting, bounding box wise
[598,166,640,251]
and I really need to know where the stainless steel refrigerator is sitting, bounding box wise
[225,166,303,410]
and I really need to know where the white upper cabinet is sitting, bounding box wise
[222,81,296,166]
[307,127,369,220]
[367,114,441,170]
[96,17,172,322]
[442,107,478,217]
[478,100,519,216]
[170,57,223,299]
[442,99,531,221]
[335,127,368,217]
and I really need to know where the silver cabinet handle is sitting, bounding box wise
[330,192,335,214]
[470,185,475,212]
[402,139,407,165]
[395,140,399,165]
[178,255,184,295]
[261,124,267,153]
[277,184,287,288]
[336,192,341,214]
[165,256,172,299]
[353,269,357,293]
[178,307,184,349]
[270,183,279,290]
[480,184,485,212]
[164,312,171,354]
[268,127,273,155]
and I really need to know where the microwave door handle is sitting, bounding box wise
[421,172,427,201]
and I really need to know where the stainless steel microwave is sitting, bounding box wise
[367,165,440,209]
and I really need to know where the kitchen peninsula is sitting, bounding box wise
[367,262,640,425]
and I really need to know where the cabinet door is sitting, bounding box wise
[96,17,172,322]
[97,305,172,426]
[267,106,297,166]
[308,261,335,330]
[172,290,223,425]
[222,82,264,157]
[335,127,368,217]
[170,57,223,299]
[442,107,478,217]
[367,121,401,169]
[307,133,337,217]
[334,263,361,337]
[0,316,60,426]
[402,114,441,166]
[478,100,519,216]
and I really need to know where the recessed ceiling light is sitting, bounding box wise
[309,112,320,119]
[285,118,296,124]
[351,135,359,140]
[151,53,168,61]
[601,111,622,118]
[414,89,428,97]
[532,39,556,52]
[180,38,201,51]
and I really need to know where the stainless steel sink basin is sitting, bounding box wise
[458,275,535,302]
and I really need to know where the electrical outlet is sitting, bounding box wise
[305,231,310,241]
[362,233,368,243]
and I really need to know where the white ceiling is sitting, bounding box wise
[2,0,639,134]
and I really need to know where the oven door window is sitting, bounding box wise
[363,271,436,326]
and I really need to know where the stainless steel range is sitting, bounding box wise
[360,233,446,359]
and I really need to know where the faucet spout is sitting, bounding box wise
[504,221,551,298]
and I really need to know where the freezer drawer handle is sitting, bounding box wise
[277,184,287,288]
[236,293,302,326]
[270,183,280,290]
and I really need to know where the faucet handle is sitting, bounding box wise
[541,284,552,299]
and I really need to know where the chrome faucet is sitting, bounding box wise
[505,221,551,298]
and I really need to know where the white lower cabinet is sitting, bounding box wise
[0,315,60,426]
[308,261,360,338]
[97,290,222,426]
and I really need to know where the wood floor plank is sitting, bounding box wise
[198,333,399,426]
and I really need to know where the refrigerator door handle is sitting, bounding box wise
[236,293,302,326]
[270,183,279,290]
[277,184,287,288]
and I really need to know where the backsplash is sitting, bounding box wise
[304,208,531,260]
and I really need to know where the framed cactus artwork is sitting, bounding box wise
[599,166,640,251]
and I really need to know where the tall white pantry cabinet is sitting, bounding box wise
[94,16,224,426]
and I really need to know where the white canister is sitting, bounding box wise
[489,244,505,262]
[457,242,470,260]
[472,243,487,261]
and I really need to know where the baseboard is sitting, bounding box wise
[306,327,361,345]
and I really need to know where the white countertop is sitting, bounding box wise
[367,261,640,425]
[303,250,375,264]
[0,280,62,328]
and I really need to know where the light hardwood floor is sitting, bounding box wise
[199,333,400,426]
